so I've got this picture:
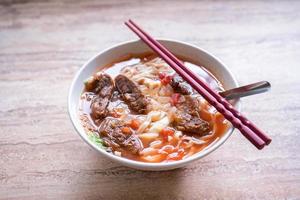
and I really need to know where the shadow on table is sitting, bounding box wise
[70,154,216,200]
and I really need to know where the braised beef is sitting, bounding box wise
[85,73,114,98]
[98,118,143,154]
[91,97,109,121]
[170,74,192,95]
[115,74,148,114]
[173,96,210,136]
[86,73,114,121]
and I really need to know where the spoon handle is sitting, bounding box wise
[219,81,271,100]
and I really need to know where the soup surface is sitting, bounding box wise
[79,54,229,163]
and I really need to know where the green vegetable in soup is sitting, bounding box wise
[88,131,105,149]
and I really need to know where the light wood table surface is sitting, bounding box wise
[1,0,299,199]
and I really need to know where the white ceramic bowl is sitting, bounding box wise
[68,39,240,171]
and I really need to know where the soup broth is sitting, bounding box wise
[79,54,229,163]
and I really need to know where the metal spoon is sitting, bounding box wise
[219,81,271,100]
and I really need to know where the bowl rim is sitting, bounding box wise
[68,38,240,169]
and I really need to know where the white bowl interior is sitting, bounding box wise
[68,39,240,171]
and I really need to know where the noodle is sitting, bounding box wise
[79,55,230,163]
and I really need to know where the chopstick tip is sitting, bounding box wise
[257,143,266,150]
[265,138,272,145]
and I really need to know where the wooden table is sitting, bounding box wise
[1,0,299,199]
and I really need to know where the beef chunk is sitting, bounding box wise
[115,74,148,114]
[170,74,192,95]
[85,73,114,121]
[91,97,109,120]
[173,96,210,136]
[98,118,143,154]
[85,73,114,98]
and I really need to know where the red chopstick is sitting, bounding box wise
[127,19,272,145]
[125,20,272,149]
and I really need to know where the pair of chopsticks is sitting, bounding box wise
[125,19,272,149]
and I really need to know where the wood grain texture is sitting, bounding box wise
[0,0,300,199]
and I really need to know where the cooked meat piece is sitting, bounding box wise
[176,96,200,116]
[85,73,114,98]
[115,74,148,114]
[98,118,143,154]
[91,97,109,120]
[86,73,114,122]
[174,112,210,135]
[170,74,192,95]
[173,96,210,136]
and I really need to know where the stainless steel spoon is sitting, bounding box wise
[219,81,271,100]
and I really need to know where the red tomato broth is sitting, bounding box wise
[79,53,230,163]
[137,102,229,163]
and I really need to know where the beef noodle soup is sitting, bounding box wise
[79,54,229,163]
